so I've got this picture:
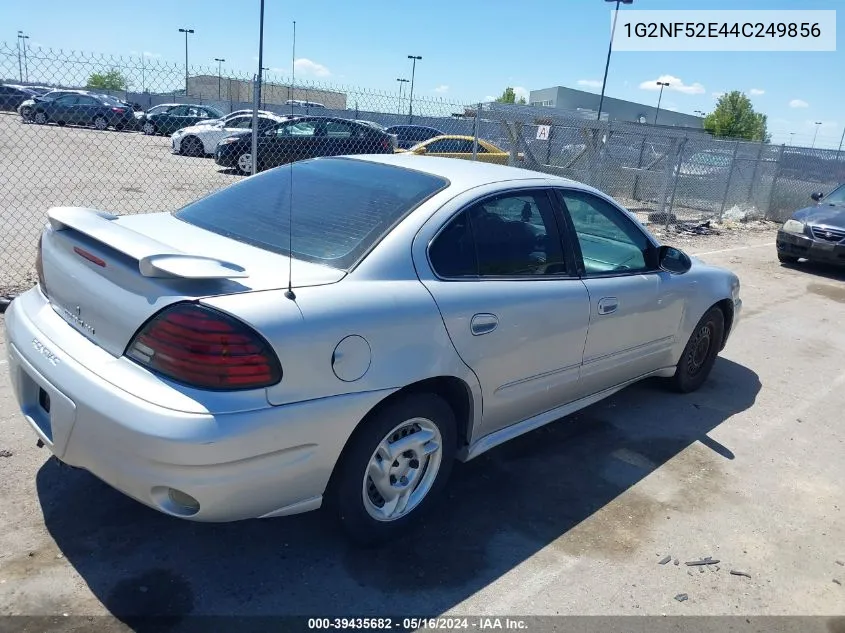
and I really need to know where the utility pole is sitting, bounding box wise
[214,58,225,100]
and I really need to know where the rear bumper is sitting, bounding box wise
[4,288,392,522]
[776,230,845,265]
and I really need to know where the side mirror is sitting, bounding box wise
[657,245,692,274]
[811,192,824,202]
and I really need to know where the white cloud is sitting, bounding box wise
[749,88,765,96]
[789,99,809,108]
[293,58,330,77]
[577,79,602,89]
[513,86,529,102]
[639,74,705,95]
[433,85,449,93]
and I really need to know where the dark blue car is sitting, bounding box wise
[30,92,135,131]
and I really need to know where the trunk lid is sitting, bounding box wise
[41,207,344,357]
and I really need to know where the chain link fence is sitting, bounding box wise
[2,43,845,296]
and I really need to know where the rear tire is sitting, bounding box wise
[669,306,725,394]
[93,116,108,131]
[33,112,48,125]
[778,252,799,264]
[327,392,457,547]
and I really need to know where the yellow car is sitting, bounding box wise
[396,135,521,164]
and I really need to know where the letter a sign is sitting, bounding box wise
[536,125,551,140]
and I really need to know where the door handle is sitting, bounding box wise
[471,313,499,336]
[597,297,618,315]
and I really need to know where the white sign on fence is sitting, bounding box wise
[536,125,551,141]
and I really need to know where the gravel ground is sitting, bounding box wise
[1,234,844,629]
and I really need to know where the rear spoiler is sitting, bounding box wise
[47,207,249,279]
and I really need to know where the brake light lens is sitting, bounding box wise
[125,302,282,390]
[35,234,48,296]
[111,107,126,114]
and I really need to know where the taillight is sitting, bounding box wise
[35,234,48,296]
[125,302,282,391]
[381,138,389,151]
[111,107,125,114]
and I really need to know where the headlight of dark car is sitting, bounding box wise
[781,219,806,235]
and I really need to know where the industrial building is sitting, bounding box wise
[187,75,347,110]
[528,86,703,128]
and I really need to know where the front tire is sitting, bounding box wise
[33,111,48,125]
[328,392,457,547]
[236,153,254,175]
[20,106,32,121]
[670,306,725,393]
[181,136,204,157]
[142,122,156,135]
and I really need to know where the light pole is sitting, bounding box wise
[654,81,669,124]
[812,121,822,149]
[178,28,194,96]
[17,31,30,83]
[694,110,705,116]
[396,78,408,114]
[597,0,633,121]
[407,55,421,123]
[261,67,270,109]
[214,58,225,100]
[788,132,795,146]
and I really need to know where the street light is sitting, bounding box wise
[597,0,633,121]
[407,55,422,123]
[812,121,822,148]
[396,78,409,114]
[17,31,30,83]
[694,110,705,116]
[178,28,194,97]
[654,81,670,124]
[261,67,270,109]
[214,58,225,100]
[788,132,795,146]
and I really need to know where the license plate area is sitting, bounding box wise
[813,241,836,252]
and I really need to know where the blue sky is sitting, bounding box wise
[6,0,843,147]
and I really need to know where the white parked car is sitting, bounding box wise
[195,109,276,128]
[171,114,285,157]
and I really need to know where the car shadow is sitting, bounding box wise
[781,259,845,282]
[34,358,760,625]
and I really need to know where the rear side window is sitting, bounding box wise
[174,158,449,269]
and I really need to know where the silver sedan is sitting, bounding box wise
[4,154,741,545]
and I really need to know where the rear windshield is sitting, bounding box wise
[173,157,449,270]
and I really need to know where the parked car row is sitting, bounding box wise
[0,83,52,112]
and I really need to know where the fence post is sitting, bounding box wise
[747,141,765,205]
[765,143,786,220]
[657,137,679,224]
[718,140,741,221]
[472,103,481,161]
[665,137,688,229]
[632,135,647,201]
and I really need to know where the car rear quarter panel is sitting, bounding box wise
[201,281,480,411]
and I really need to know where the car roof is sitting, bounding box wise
[349,154,586,191]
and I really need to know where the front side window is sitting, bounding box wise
[558,189,653,275]
[429,190,567,278]
[54,95,79,106]
[820,183,845,207]
[277,121,317,137]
